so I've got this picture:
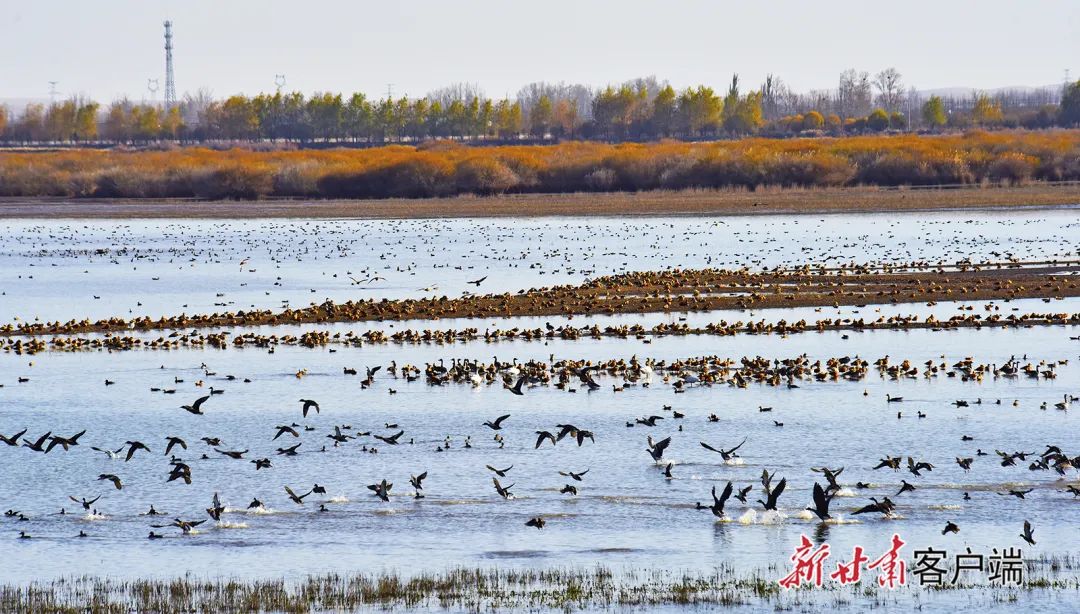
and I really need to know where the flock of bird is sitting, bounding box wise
[2,350,1078,548]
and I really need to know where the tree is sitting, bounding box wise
[552,98,578,138]
[677,86,722,137]
[971,93,1003,125]
[1060,80,1080,126]
[866,108,890,132]
[73,102,100,140]
[529,94,553,138]
[0,105,7,138]
[837,69,872,118]
[872,68,904,113]
[102,101,131,141]
[44,100,77,141]
[651,85,677,137]
[921,95,947,129]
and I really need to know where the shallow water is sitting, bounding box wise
[0,209,1079,609]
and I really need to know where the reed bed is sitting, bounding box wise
[2,131,1079,200]
[2,565,1077,613]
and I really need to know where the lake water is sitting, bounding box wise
[1,208,1079,611]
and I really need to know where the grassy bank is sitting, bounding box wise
[1,131,1079,201]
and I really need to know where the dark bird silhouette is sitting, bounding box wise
[274,425,299,440]
[164,437,187,456]
[561,483,579,495]
[852,497,896,516]
[907,457,935,476]
[526,516,545,529]
[534,430,557,449]
[206,492,225,521]
[215,448,248,459]
[374,430,404,445]
[410,472,427,496]
[22,431,51,452]
[484,414,511,430]
[486,464,513,477]
[664,463,674,479]
[1000,488,1034,499]
[68,495,100,511]
[873,456,902,471]
[467,276,488,286]
[0,428,26,446]
[807,483,834,521]
[97,474,123,490]
[367,479,393,502]
[757,470,787,511]
[733,484,752,504]
[709,482,734,518]
[251,458,272,470]
[636,415,664,427]
[700,437,747,461]
[124,441,151,462]
[558,469,589,481]
[151,518,206,534]
[942,521,960,535]
[284,485,312,505]
[276,442,302,456]
[492,477,514,499]
[1020,520,1036,546]
[181,395,210,415]
[574,429,595,446]
[506,377,526,396]
[299,399,320,418]
[646,435,671,462]
[956,457,973,472]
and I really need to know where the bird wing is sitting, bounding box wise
[813,483,828,513]
[493,414,511,428]
[192,395,210,411]
[719,481,734,505]
[653,437,671,454]
[770,478,788,506]
[700,442,722,454]
[724,437,748,455]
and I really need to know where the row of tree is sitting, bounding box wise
[2,73,1078,144]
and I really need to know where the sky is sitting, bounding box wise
[1,0,1077,102]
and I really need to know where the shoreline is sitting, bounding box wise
[1,184,1079,219]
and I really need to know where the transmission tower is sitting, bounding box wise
[48,81,60,104]
[163,20,177,110]
[147,78,159,103]
[275,74,287,93]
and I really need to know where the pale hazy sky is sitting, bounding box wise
[2,0,1076,101]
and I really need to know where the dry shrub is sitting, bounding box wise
[454,158,520,194]
[2,130,1079,199]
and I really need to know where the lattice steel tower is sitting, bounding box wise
[163,20,176,110]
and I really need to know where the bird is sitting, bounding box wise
[68,495,101,511]
[284,486,312,505]
[558,469,589,481]
[1020,520,1036,546]
[410,472,427,497]
[1000,488,1034,499]
[852,497,895,517]
[560,483,579,495]
[942,521,960,535]
[525,516,545,529]
[273,425,299,440]
[886,394,904,403]
[700,437,747,461]
[907,457,934,476]
[646,435,671,462]
[956,457,973,472]
[206,492,225,521]
[299,399,320,418]
[90,445,126,459]
[215,448,248,459]
[897,480,916,495]
[181,395,210,415]
[757,470,787,511]
[0,428,27,446]
[251,458,272,470]
[22,431,51,452]
[151,518,206,535]
[484,414,511,430]
[467,276,487,287]
[374,430,404,445]
[164,437,187,456]
[708,482,734,518]
[492,477,514,499]
[124,441,151,462]
[733,485,752,504]
[636,415,664,427]
[486,464,513,477]
[277,443,302,456]
[663,463,674,479]
[506,377,526,396]
[807,483,833,521]
[534,431,557,449]
[97,474,123,490]
[367,479,393,502]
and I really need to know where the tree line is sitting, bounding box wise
[2,71,1078,145]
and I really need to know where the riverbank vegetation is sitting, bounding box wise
[1,130,1078,200]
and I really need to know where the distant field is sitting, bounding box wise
[1,130,1078,203]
